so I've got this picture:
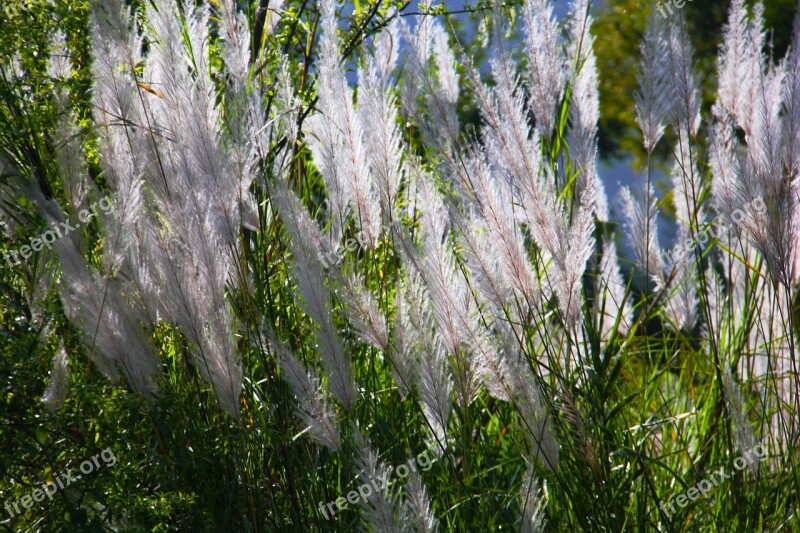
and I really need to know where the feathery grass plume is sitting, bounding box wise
[336,77,382,249]
[747,67,796,288]
[307,0,380,247]
[595,240,630,340]
[464,308,556,465]
[713,0,759,130]
[519,459,548,533]
[430,22,460,144]
[20,109,159,396]
[53,233,160,394]
[470,327,516,405]
[116,0,249,415]
[664,15,701,136]
[270,157,385,372]
[714,14,796,291]
[786,13,800,287]
[88,0,247,414]
[272,184,357,408]
[400,15,460,151]
[431,23,459,108]
[352,428,400,531]
[397,167,457,357]
[271,177,387,370]
[457,212,515,316]
[501,330,560,471]
[218,0,261,231]
[357,18,404,219]
[400,471,438,533]
[272,337,341,452]
[479,13,594,316]
[218,0,252,87]
[146,0,253,248]
[455,150,541,311]
[460,27,550,310]
[552,199,596,329]
[565,0,609,220]
[373,14,400,83]
[522,0,566,136]
[398,14,431,123]
[784,11,800,181]
[396,164,480,407]
[391,283,417,398]
[48,31,94,213]
[333,270,388,351]
[42,342,70,411]
[275,62,301,150]
[458,27,556,316]
[740,1,768,133]
[662,226,698,332]
[399,270,453,450]
[635,8,671,154]
[670,136,705,229]
[709,120,745,234]
[90,0,150,239]
[621,185,664,287]
[471,29,543,196]
[305,0,351,242]
[722,367,757,474]
[515,157,594,327]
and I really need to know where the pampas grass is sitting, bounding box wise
[1,0,799,530]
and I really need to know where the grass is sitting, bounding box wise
[1,0,799,531]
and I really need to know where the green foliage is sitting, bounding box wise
[1,1,799,531]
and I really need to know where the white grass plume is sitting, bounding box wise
[523,0,566,136]
[665,16,701,136]
[272,184,356,408]
[713,0,760,130]
[401,471,438,533]
[595,240,630,340]
[519,460,548,533]
[399,269,453,450]
[662,226,698,332]
[352,428,400,531]
[622,185,664,287]
[307,0,381,247]
[273,338,341,451]
[566,2,608,219]
[722,367,757,474]
[358,18,404,219]
[635,9,671,154]
[42,343,70,411]
[54,235,160,395]
[396,165,480,407]
[333,270,388,352]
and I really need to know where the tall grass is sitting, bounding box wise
[1,0,799,530]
